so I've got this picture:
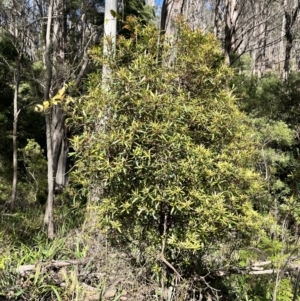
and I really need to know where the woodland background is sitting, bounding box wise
[1,0,300,300]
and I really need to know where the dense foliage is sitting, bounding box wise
[68,19,272,284]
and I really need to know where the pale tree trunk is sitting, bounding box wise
[251,5,258,75]
[161,0,186,36]
[102,0,117,81]
[84,0,117,232]
[225,0,261,66]
[8,6,25,209]
[279,0,287,74]
[44,0,55,240]
[161,0,186,67]
[214,0,223,41]
[258,21,268,77]
[181,0,212,31]
[11,56,21,209]
[44,0,69,234]
[51,106,68,188]
[255,2,268,77]
[51,0,68,190]
[224,0,239,65]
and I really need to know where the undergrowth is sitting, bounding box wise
[0,199,208,301]
[0,200,88,300]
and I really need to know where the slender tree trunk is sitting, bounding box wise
[45,114,54,239]
[161,0,186,36]
[44,0,55,240]
[224,0,238,65]
[259,22,268,77]
[256,3,268,78]
[102,0,117,81]
[11,57,21,209]
[51,1,68,190]
[284,20,293,81]
[51,105,68,188]
[283,2,300,81]
[161,0,186,67]
[214,0,223,41]
[279,0,287,74]
[83,0,118,232]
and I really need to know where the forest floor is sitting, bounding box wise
[0,200,174,301]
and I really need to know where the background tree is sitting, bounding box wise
[158,0,300,76]
[282,0,300,80]
[0,0,46,208]
[161,0,186,34]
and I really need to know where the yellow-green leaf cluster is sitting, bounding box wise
[69,18,267,274]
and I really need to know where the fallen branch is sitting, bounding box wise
[248,261,300,275]
[252,261,272,267]
[17,258,88,274]
[16,258,300,278]
[249,269,279,275]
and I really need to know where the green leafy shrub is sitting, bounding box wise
[237,72,300,231]
[238,72,300,124]
[69,18,268,280]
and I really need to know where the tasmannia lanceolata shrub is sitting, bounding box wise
[68,17,267,277]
